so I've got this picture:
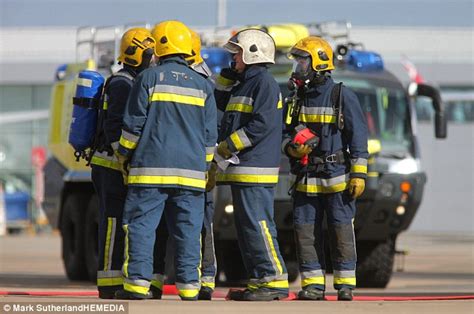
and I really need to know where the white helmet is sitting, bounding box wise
[223,29,276,65]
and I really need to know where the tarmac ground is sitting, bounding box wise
[0,231,473,314]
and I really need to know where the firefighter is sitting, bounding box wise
[214,29,289,301]
[114,20,217,300]
[90,27,155,299]
[282,36,368,301]
[150,29,218,300]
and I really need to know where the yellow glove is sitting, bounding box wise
[206,162,218,192]
[217,141,232,159]
[287,144,312,159]
[115,153,130,185]
[348,178,365,199]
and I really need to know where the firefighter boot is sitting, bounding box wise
[297,288,325,300]
[198,287,213,300]
[229,288,288,301]
[114,289,153,300]
[149,286,163,300]
[337,288,353,301]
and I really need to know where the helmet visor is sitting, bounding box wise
[292,56,312,78]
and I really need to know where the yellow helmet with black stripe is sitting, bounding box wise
[118,27,156,67]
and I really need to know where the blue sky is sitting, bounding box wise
[1,0,473,28]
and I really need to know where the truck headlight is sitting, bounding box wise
[388,158,420,174]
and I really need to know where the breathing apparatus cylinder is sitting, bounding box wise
[69,70,105,157]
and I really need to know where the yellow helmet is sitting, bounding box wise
[185,29,204,65]
[118,27,156,67]
[152,20,193,58]
[290,36,334,71]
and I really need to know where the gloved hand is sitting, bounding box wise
[220,67,239,81]
[206,162,218,192]
[348,178,365,199]
[115,153,130,185]
[287,144,312,159]
[217,141,232,159]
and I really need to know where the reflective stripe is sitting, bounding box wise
[259,220,283,275]
[368,139,382,155]
[122,225,129,278]
[299,113,336,123]
[296,173,349,194]
[124,280,150,295]
[299,106,336,123]
[302,277,325,287]
[351,165,368,174]
[176,282,200,298]
[90,152,121,171]
[249,274,288,285]
[201,276,215,289]
[150,91,205,107]
[277,93,283,109]
[226,96,254,113]
[301,270,325,279]
[248,280,289,290]
[128,168,206,188]
[77,77,92,88]
[206,147,215,162]
[334,270,356,278]
[300,106,335,115]
[206,147,215,155]
[225,103,253,113]
[120,131,137,149]
[103,217,117,271]
[217,167,279,184]
[97,270,123,287]
[128,176,206,189]
[119,130,139,150]
[351,158,368,174]
[230,129,252,151]
[111,141,119,151]
[149,85,207,99]
[129,167,205,179]
[151,273,164,290]
[333,277,356,286]
[103,101,108,110]
[206,153,214,162]
[215,75,235,92]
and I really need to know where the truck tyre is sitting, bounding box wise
[356,238,395,288]
[60,193,89,280]
[84,194,99,282]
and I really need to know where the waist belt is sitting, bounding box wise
[309,150,347,165]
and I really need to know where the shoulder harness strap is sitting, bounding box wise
[332,82,344,130]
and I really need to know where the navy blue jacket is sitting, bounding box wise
[117,57,217,191]
[283,76,368,195]
[214,65,283,186]
[91,69,135,171]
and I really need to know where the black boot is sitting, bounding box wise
[337,288,353,301]
[229,288,288,301]
[98,285,122,299]
[297,288,325,300]
[198,287,213,300]
[149,286,162,300]
[114,289,153,300]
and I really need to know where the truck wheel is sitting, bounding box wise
[356,238,395,288]
[61,193,89,280]
[84,194,99,282]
